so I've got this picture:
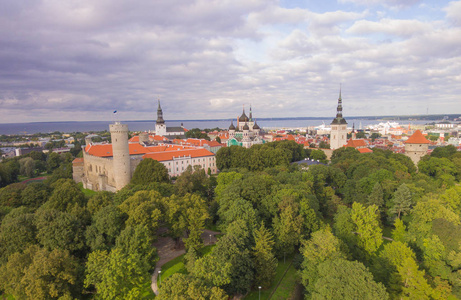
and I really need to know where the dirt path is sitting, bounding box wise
[151,229,221,295]
[20,176,47,184]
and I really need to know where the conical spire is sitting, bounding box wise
[249,105,253,121]
[331,85,347,125]
[156,99,165,124]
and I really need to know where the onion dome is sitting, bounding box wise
[253,122,260,130]
[243,122,249,130]
[229,121,235,130]
[239,107,249,122]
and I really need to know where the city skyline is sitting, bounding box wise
[1,0,461,123]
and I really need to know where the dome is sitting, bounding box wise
[239,110,249,122]
[253,122,260,130]
[243,123,249,130]
[229,121,235,130]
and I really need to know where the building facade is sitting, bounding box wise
[73,121,217,192]
[404,130,430,165]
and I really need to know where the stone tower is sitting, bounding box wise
[405,130,430,166]
[109,122,131,190]
[330,87,348,150]
[155,100,166,136]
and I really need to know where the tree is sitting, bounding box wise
[131,158,169,185]
[115,225,158,270]
[390,183,412,219]
[351,202,383,256]
[193,220,254,295]
[299,227,346,296]
[397,257,434,299]
[367,182,384,211]
[85,205,125,251]
[273,197,303,256]
[0,207,36,263]
[19,157,36,177]
[1,245,81,299]
[34,209,86,254]
[85,248,151,299]
[253,222,277,288]
[157,273,227,300]
[87,191,114,215]
[392,218,407,242]
[44,179,85,212]
[175,165,208,198]
[20,182,50,209]
[312,258,388,299]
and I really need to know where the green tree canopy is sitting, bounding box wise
[131,158,170,185]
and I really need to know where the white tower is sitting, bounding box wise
[110,122,131,190]
[330,87,348,150]
[155,100,166,136]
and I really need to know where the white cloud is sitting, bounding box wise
[347,18,433,37]
[338,0,421,9]
[444,1,461,26]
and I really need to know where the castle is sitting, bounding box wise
[72,102,217,192]
[227,106,265,148]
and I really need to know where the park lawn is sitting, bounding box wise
[270,264,298,300]
[243,257,292,300]
[158,244,215,285]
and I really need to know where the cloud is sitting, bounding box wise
[0,0,460,123]
[338,0,421,9]
[347,18,433,37]
[444,1,461,26]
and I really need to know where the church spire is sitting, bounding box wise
[331,84,347,125]
[336,84,343,119]
[156,99,165,124]
[249,105,253,121]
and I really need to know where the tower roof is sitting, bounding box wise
[405,130,430,144]
[229,121,235,130]
[253,120,260,130]
[156,100,165,124]
[239,106,249,122]
[243,122,249,130]
[331,86,347,125]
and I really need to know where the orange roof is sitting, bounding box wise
[129,136,140,142]
[405,130,430,144]
[72,158,84,165]
[287,135,296,141]
[143,148,214,162]
[358,148,373,153]
[345,139,367,148]
[85,143,152,157]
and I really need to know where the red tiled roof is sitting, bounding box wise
[143,148,214,162]
[72,158,84,165]
[405,130,430,144]
[85,143,152,157]
[345,139,367,148]
[358,148,373,153]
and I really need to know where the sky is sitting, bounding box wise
[1,0,461,123]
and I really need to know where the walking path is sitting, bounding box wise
[151,229,221,295]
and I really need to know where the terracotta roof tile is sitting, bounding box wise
[143,148,214,162]
[345,139,367,148]
[405,130,430,144]
[358,148,373,153]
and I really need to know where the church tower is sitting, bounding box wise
[330,87,348,150]
[109,122,131,190]
[155,100,166,136]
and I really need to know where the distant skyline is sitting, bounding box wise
[1,0,461,123]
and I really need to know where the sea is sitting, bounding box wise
[0,118,433,135]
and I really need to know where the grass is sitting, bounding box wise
[270,264,298,299]
[157,244,215,285]
[243,257,293,300]
[78,182,97,197]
